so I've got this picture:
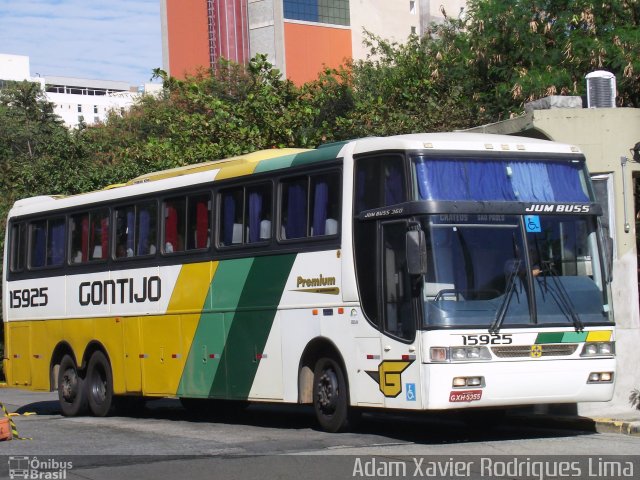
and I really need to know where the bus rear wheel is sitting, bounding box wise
[86,351,113,417]
[313,357,353,433]
[57,354,88,417]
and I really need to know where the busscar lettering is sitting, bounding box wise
[525,204,590,213]
[79,276,161,306]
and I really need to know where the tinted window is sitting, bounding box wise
[219,184,272,246]
[280,172,340,240]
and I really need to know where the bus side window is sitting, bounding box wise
[219,184,271,246]
[10,222,26,272]
[355,154,406,213]
[30,218,65,268]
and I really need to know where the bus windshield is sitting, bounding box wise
[419,214,610,328]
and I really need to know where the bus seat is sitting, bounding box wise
[260,219,271,239]
[325,218,338,235]
[232,223,243,244]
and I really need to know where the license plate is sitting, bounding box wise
[449,390,483,402]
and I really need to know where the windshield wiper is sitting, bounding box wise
[489,259,521,333]
[538,261,584,332]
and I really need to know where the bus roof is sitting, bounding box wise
[8,133,581,218]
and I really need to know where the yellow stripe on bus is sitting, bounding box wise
[586,330,612,342]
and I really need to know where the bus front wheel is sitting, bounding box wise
[57,354,88,417]
[313,357,353,433]
[86,351,113,417]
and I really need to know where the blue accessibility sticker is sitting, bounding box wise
[406,383,416,401]
[525,215,542,233]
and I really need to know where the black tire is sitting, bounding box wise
[313,357,353,433]
[57,354,88,417]
[86,351,114,417]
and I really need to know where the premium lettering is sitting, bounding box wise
[79,276,161,306]
[296,274,336,288]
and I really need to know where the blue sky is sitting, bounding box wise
[0,0,162,85]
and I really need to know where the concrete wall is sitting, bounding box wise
[469,108,640,415]
[350,0,419,60]
[248,0,283,70]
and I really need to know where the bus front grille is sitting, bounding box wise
[491,344,578,358]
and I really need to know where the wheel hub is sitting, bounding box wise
[317,368,339,413]
[61,368,78,402]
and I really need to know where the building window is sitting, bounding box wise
[411,26,417,34]
[283,0,350,26]
[410,0,416,14]
[93,105,98,114]
[77,104,82,113]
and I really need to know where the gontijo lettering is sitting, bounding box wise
[79,276,161,306]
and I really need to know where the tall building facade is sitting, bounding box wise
[161,0,466,84]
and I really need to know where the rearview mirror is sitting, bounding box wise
[602,226,614,283]
[406,229,427,276]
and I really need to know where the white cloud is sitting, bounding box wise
[0,0,162,84]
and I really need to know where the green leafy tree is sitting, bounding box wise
[460,0,640,120]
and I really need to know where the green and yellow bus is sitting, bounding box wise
[3,133,615,432]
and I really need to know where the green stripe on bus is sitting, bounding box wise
[253,153,299,173]
[290,142,347,166]
[561,332,588,343]
[209,254,296,399]
[177,258,254,397]
[535,332,589,344]
[535,332,565,344]
[254,142,346,174]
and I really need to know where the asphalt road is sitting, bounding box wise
[1,388,639,480]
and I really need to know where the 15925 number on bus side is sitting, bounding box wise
[9,287,49,308]
[461,334,512,345]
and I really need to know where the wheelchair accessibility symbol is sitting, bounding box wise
[406,383,416,401]
[525,215,541,233]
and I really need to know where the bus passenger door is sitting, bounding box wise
[379,221,422,409]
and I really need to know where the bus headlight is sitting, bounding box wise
[587,372,614,383]
[431,346,491,362]
[581,342,615,357]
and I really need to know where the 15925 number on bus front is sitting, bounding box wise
[461,334,513,346]
[9,287,49,308]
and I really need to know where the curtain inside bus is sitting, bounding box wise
[312,181,328,236]
[414,158,588,202]
[195,200,208,248]
[249,191,262,243]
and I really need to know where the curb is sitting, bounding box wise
[591,417,640,436]
[511,413,640,437]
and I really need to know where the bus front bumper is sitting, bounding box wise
[423,358,616,410]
